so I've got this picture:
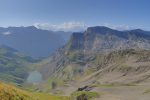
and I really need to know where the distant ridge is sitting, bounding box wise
[0,26,71,57]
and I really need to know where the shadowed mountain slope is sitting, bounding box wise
[0,26,71,57]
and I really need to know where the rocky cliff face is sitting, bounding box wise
[39,26,150,87]
[65,26,150,53]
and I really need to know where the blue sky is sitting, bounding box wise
[0,0,149,31]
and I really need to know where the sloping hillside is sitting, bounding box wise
[0,45,35,85]
[39,26,150,81]
[0,82,70,100]
[37,49,150,100]
[0,82,34,100]
[36,27,150,95]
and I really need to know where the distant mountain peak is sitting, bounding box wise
[65,26,150,53]
[85,26,120,36]
[86,26,117,32]
[129,29,146,33]
[7,26,37,29]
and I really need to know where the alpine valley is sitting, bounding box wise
[0,26,150,100]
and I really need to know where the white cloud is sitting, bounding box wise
[33,22,87,32]
[103,23,135,31]
[2,31,12,35]
[33,22,137,32]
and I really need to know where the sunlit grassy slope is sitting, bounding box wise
[32,93,69,100]
[0,82,70,100]
[0,82,33,100]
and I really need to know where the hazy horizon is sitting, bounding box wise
[0,0,150,31]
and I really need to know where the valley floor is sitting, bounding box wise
[93,84,150,100]
[60,82,150,100]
